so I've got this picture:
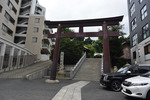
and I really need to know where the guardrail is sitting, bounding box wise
[70,52,86,79]
[26,66,49,80]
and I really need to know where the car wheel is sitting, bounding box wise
[146,91,150,100]
[111,80,122,92]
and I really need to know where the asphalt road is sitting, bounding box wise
[82,82,144,100]
[0,79,144,100]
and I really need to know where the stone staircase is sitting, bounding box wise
[73,58,102,81]
[0,60,52,79]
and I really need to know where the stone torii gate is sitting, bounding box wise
[45,16,123,82]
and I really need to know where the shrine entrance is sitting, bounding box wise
[45,16,123,81]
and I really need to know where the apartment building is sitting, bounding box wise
[127,0,150,64]
[0,0,53,72]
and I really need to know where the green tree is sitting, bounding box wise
[56,28,84,64]
[84,44,95,58]
[60,38,84,64]
[93,37,103,53]
[84,37,93,45]
[108,24,130,68]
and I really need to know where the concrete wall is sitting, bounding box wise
[0,0,21,42]
[25,15,45,60]
[131,37,150,64]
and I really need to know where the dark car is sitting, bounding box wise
[100,64,150,92]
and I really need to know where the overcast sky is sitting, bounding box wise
[38,0,129,38]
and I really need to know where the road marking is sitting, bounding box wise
[52,81,90,100]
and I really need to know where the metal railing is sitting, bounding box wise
[70,52,86,79]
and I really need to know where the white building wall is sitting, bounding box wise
[131,37,150,64]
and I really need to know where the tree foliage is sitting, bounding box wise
[93,37,103,53]
[108,24,130,67]
[84,37,93,45]
[55,28,84,64]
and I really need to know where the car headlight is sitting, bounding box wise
[131,83,148,86]
[103,75,108,80]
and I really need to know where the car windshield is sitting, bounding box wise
[141,71,150,78]
[117,66,129,73]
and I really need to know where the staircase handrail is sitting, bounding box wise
[20,10,30,15]
[21,2,31,8]
[18,19,28,24]
[70,52,86,79]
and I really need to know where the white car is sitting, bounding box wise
[121,71,150,100]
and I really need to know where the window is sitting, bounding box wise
[143,24,149,39]
[130,3,135,17]
[131,18,137,31]
[4,11,15,24]
[141,5,147,20]
[32,37,37,43]
[139,0,143,3]
[133,51,136,59]
[2,24,13,36]
[144,44,150,60]
[34,27,39,32]
[128,66,138,73]
[35,18,40,23]
[8,0,17,14]
[0,5,2,13]
[132,34,137,46]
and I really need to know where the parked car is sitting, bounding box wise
[121,71,150,100]
[100,64,150,92]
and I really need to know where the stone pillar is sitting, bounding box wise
[8,47,14,70]
[57,52,65,78]
[102,22,111,73]
[23,52,27,67]
[0,44,6,72]
[16,50,21,68]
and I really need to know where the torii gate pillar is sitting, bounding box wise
[103,22,111,73]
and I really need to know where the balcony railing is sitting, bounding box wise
[42,44,50,48]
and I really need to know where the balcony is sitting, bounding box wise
[21,0,32,7]
[41,44,50,54]
[21,2,31,8]
[43,28,53,34]
[18,18,28,25]
[20,9,30,15]
[15,34,26,37]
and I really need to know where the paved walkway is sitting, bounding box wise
[0,79,139,100]
[52,81,89,100]
[73,58,102,81]
[0,60,51,78]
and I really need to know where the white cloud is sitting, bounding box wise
[38,0,129,35]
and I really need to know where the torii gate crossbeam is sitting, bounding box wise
[45,16,123,81]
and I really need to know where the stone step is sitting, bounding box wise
[73,58,102,81]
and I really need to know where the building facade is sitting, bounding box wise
[0,0,53,72]
[127,0,150,64]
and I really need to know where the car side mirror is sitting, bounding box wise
[126,71,131,74]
